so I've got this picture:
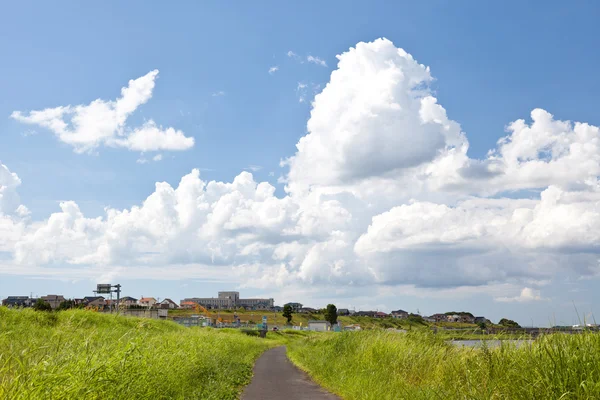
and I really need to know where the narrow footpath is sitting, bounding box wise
[241,346,340,400]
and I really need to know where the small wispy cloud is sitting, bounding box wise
[212,91,225,97]
[137,154,163,164]
[246,165,263,172]
[268,171,275,177]
[268,66,279,74]
[296,82,321,103]
[307,55,327,67]
[21,129,38,137]
[287,50,299,59]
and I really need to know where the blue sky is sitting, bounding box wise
[1,1,600,326]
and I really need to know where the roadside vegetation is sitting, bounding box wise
[287,330,600,399]
[0,306,281,399]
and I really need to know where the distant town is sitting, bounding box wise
[2,285,598,330]
[2,289,502,327]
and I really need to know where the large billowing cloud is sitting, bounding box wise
[11,70,194,153]
[3,38,600,300]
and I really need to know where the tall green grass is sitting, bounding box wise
[288,330,600,399]
[0,307,274,399]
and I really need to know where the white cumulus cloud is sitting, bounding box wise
[11,70,194,154]
[3,38,600,302]
[495,287,546,303]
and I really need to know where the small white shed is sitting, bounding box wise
[308,320,331,332]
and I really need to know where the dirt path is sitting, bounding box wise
[241,346,340,400]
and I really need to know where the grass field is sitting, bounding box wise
[287,330,600,399]
[0,307,282,399]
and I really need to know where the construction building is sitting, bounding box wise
[181,291,274,310]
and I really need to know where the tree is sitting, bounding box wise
[324,304,338,326]
[33,298,52,312]
[499,318,521,328]
[282,304,293,324]
[57,300,74,311]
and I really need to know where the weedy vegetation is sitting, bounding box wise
[0,307,279,399]
[287,330,600,399]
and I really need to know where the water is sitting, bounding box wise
[451,339,532,349]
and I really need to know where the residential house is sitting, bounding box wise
[354,311,377,317]
[375,311,389,318]
[447,314,461,323]
[120,296,138,307]
[139,297,157,308]
[83,296,106,308]
[423,316,435,323]
[337,308,350,316]
[284,302,303,312]
[159,298,179,309]
[2,296,36,308]
[343,324,361,331]
[308,320,331,332]
[459,314,476,324]
[180,301,197,309]
[391,309,409,319]
[429,313,449,322]
[299,307,317,313]
[41,295,66,310]
[73,298,85,307]
[272,306,283,312]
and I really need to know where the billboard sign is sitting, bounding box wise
[96,284,112,294]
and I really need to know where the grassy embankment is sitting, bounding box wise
[169,309,529,339]
[0,307,293,399]
[170,309,433,330]
[288,330,600,399]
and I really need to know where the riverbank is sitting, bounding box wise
[287,330,600,399]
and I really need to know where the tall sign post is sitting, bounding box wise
[95,283,121,313]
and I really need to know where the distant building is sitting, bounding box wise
[429,313,449,322]
[120,296,138,307]
[179,301,197,309]
[181,291,274,310]
[343,324,361,331]
[337,308,350,316]
[308,320,331,332]
[354,311,377,317]
[391,310,409,319]
[2,296,36,308]
[375,311,389,318]
[83,296,105,308]
[299,307,317,313]
[284,302,303,313]
[459,314,476,324]
[447,314,461,323]
[158,298,179,309]
[41,295,66,310]
[139,297,157,308]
